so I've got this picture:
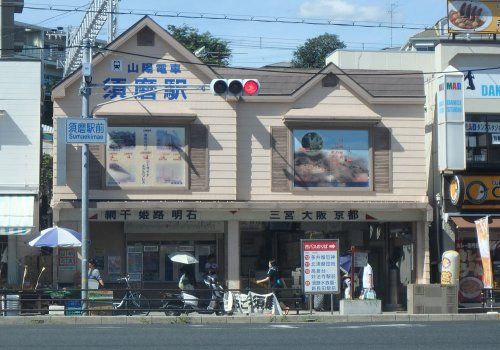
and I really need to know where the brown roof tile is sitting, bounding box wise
[214,66,424,98]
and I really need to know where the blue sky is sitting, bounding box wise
[17,0,446,66]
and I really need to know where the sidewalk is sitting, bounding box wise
[0,311,498,325]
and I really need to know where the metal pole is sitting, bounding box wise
[350,246,355,299]
[80,38,92,313]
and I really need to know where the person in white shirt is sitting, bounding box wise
[360,262,375,299]
[88,259,104,288]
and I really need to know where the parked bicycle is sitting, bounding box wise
[113,275,150,316]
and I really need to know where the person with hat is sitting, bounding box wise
[88,258,104,288]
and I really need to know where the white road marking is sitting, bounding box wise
[269,325,300,329]
[330,323,425,329]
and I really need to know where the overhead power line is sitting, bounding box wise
[99,46,500,77]
[1,2,431,30]
[3,45,500,77]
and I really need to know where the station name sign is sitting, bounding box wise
[65,118,108,144]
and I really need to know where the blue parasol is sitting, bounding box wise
[339,254,352,274]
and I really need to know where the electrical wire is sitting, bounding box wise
[1,2,432,30]
[2,45,500,77]
[35,1,91,25]
[97,46,500,77]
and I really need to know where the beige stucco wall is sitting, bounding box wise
[52,31,239,203]
[237,81,427,203]
[330,45,500,203]
[53,20,427,207]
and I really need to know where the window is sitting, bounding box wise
[106,126,187,188]
[466,115,500,168]
[292,129,371,189]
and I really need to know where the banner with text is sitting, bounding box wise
[475,217,493,289]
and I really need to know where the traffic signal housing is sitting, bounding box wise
[210,79,260,96]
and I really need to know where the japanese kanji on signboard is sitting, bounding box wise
[301,239,340,294]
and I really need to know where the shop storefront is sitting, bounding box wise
[440,66,500,304]
[54,203,427,307]
[444,175,500,303]
[51,16,430,307]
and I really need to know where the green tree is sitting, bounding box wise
[292,33,346,69]
[167,25,231,66]
[40,154,53,230]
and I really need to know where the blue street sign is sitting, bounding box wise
[65,118,107,144]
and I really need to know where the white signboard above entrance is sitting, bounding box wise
[65,118,107,144]
[88,209,386,222]
[301,239,339,294]
[462,70,500,99]
[80,208,425,222]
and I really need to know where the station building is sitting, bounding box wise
[51,17,430,307]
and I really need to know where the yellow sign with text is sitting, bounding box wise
[448,175,500,209]
[448,1,500,33]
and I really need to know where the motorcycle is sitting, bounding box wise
[162,274,227,316]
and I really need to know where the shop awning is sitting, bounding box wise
[283,108,381,126]
[450,216,500,230]
[0,195,34,235]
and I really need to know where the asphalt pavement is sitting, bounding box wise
[0,321,499,349]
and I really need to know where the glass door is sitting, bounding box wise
[143,245,159,281]
[127,245,143,282]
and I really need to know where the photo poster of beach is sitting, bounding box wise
[106,127,186,187]
[293,129,370,188]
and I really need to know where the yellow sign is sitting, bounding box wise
[448,1,500,33]
[447,175,500,209]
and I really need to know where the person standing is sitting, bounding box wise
[360,262,375,299]
[0,246,7,285]
[88,258,104,288]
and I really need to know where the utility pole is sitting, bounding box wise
[80,38,92,313]
[388,2,398,48]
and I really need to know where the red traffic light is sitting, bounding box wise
[243,79,260,96]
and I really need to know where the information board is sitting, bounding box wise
[301,239,339,294]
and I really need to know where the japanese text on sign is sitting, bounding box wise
[103,61,188,101]
[302,239,339,294]
[97,209,199,222]
[269,210,361,221]
[66,118,107,144]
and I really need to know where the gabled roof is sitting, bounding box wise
[214,67,424,99]
[52,16,217,98]
[52,16,424,105]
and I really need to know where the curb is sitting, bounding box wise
[0,313,498,325]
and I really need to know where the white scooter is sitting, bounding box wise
[162,274,226,316]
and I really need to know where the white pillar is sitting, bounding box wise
[7,235,19,286]
[227,221,240,290]
[416,221,430,284]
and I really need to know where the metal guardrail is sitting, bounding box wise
[457,288,500,313]
[0,287,305,316]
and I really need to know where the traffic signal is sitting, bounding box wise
[210,79,260,96]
